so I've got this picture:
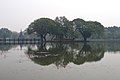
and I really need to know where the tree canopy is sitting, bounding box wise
[54,16,75,40]
[27,16,105,42]
[72,18,104,41]
[27,18,57,42]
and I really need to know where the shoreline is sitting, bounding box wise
[0,39,120,44]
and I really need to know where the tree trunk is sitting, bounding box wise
[83,37,87,42]
[43,36,46,42]
[40,35,43,42]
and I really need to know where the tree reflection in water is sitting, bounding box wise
[25,42,105,68]
[0,44,17,59]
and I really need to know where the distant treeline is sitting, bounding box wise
[89,26,120,39]
[104,26,120,39]
[0,28,19,38]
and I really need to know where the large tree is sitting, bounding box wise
[55,16,75,40]
[27,17,104,42]
[27,18,57,42]
[72,18,104,41]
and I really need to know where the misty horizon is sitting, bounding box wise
[0,0,120,32]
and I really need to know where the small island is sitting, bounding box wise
[0,16,120,43]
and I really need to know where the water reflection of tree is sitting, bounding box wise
[73,43,105,65]
[105,42,120,52]
[0,44,16,52]
[25,42,105,68]
[0,44,17,57]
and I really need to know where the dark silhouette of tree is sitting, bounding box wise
[54,16,75,40]
[27,18,57,42]
[72,18,104,41]
[0,44,17,52]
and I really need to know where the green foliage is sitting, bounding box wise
[27,18,57,41]
[0,28,18,38]
[0,28,12,38]
[1,17,120,40]
[27,16,78,41]
[26,16,120,40]
[72,19,104,41]
[103,26,120,39]
[54,16,75,40]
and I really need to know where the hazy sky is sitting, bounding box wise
[0,0,120,32]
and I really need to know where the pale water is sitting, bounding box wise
[0,42,120,80]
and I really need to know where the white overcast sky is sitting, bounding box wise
[0,0,120,32]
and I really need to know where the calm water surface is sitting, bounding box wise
[0,42,120,80]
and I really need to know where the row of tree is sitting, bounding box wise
[1,17,120,41]
[27,16,104,42]
[104,26,120,39]
[0,28,18,38]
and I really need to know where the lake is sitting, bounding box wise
[0,42,120,80]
